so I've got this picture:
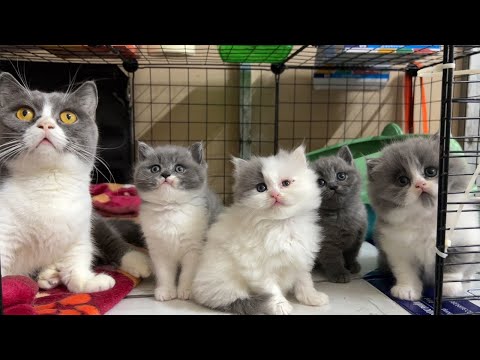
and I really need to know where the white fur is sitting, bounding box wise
[192,146,329,315]
[120,250,152,278]
[378,176,479,301]
[138,182,208,301]
[0,107,115,293]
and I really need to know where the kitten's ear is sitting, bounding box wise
[431,132,440,143]
[337,145,354,165]
[189,142,204,164]
[231,156,248,175]
[137,141,155,161]
[291,144,307,166]
[70,81,98,117]
[366,158,381,181]
[0,72,27,106]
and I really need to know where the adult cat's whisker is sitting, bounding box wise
[65,144,114,183]
[66,143,116,183]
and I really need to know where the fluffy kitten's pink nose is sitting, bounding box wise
[270,191,281,200]
[415,179,427,191]
[37,120,55,130]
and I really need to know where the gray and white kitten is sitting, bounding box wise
[367,135,480,300]
[311,145,367,283]
[134,142,222,301]
[0,72,151,293]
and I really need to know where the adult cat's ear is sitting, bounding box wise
[70,81,98,117]
[291,144,307,166]
[0,72,28,107]
[366,157,381,181]
[337,145,354,165]
[231,156,248,175]
[137,141,154,161]
[189,142,204,164]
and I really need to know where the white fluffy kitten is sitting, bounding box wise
[134,142,222,301]
[368,135,480,301]
[192,145,329,315]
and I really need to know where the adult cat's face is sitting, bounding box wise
[311,145,361,208]
[232,145,320,219]
[367,136,468,211]
[0,72,98,168]
[134,142,207,200]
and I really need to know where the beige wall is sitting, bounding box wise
[134,67,451,204]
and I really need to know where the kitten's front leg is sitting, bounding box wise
[177,250,200,300]
[388,255,422,301]
[294,271,329,307]
[152,253,178,301]
[59,238,115,293]
[343,234,363,274]
[37,264,61,289]
[318,242,351,283]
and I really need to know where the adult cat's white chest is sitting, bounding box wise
[0,161,92,275]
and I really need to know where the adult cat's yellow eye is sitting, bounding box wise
[16,107,35,121]
[60,111,77,124]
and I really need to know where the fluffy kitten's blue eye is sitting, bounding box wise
[175,165,185,173]
[336,172,347,181]
[256,183,267,192]
[397,176,410,187]
[318,179,326,187]
[151,165,161,173]
[425,167,437,177]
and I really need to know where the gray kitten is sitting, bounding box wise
[134,142,223,301]
[0,72,150,293]
[367,135,480,300]
[311,145,367,283]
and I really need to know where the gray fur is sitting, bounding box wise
[367,136,476,281]
[134,141,223,224]
[232,156,264,202]
[0,72,98,167]
[0,71,143,270]
[310,145,367,283]
[92,215,147,266]
[219,294,272,315]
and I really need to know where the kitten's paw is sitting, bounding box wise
[177,287,191,300]
[120,250,152,278]
[37,267,61,290]
[154,286,177,301]
[268,299,293,315]
[326,269,351,283]
[391,284,422,301]
[297,289,329,307]
[443,282,463,297]
[67,273,115,293]
[346,261,361,274]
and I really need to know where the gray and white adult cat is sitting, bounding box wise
[134,141,222,301]
[192,145,329,315]
[367,135,480,300]
[0,72,151,293]
[310,145,367,283]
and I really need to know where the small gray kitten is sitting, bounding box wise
[134,142,223,301]
[0,72,150,293]
[311,145,367,283]
[367,135,480,300]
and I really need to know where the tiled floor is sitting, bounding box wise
[107,242,408,315]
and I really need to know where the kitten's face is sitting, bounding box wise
[134,142,207,201]
[311,145,361,208]
[232,145,320,219]
[0,72,98,169]
[367,136,468,211]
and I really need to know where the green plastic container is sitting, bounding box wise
[306,123,467,242]
[218,45,293,63]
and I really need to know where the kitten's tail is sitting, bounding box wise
[219,294,272,315]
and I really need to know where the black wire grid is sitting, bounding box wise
[1,45,480,315]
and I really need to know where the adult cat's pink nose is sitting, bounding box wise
[415,179,427,190]
[37,120,55,130]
